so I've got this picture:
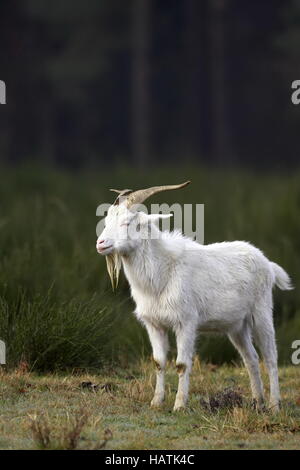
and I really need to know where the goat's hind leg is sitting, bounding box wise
[253,308,281,412]
[144,321,169,407]
[228,321,265,410]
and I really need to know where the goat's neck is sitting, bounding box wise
[121,235,174,294]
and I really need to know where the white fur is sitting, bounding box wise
[97,204,293,412]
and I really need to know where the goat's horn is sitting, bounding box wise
[110,188,133,205]
[110,189,132,194]
[124,181,191,207]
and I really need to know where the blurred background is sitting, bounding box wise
[0,0,299,371]
[1,0,300,167]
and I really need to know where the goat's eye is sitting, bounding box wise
[121,222,129,227]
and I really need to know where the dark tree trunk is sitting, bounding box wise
[181,0,201,160]
[210,0,232,164]
[131,0,151,168]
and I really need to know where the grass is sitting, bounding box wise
[0,359,299,450]
[0,165,298,449]
[0,164,299,369]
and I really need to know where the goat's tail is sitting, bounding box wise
[270,262,293,290]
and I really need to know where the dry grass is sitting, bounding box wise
[0,359,299,450]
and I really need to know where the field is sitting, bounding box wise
[0,165,299,449]
[0,361,299,450]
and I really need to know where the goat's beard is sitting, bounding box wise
[105,252,121,290]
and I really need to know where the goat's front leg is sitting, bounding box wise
[144,321,169,407]
[174,324,196,411]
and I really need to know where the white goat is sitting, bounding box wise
[96,182,292,412]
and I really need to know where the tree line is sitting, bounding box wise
[0,0,299,169]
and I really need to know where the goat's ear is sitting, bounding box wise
[146,213,173,224]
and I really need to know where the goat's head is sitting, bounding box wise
[96,181,190,288]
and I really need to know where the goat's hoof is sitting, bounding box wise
[269,402,281,413]
[151,398,164,408]
[173,403,186,412]
[251,398,266,413]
